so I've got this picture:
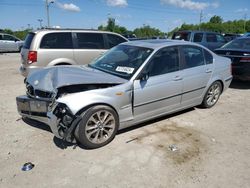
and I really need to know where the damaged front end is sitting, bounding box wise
[16,66,127,142]
[17,82,121,143]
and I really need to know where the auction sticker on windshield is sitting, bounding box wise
[116,66,135,74]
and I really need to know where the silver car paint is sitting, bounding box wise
[0,33,24,52]
[17,40,232,137]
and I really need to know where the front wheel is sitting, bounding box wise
[76,105,119,149]
[201,81,222,108]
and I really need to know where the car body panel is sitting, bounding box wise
[16,40,232,143]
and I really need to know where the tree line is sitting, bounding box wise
[1,15,250,40]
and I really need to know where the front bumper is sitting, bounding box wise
[16,95,62,139]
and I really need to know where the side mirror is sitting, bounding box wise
[138,72,149,81]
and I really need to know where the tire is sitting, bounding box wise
[76,105,119,149]
[201,81,222,108]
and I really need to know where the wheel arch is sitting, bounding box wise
[75,102,120,123]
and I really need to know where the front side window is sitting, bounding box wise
[206,34,217,42]
[193,33,203,42]
[182,46,205,68]
[76,33,104,49]
[40,33,73,49]
[145,47,179,77]
[106,34,127,48]
[90,45,153,79]
[3,35,16,41]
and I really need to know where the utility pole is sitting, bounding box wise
[244,13,247,32]
[45,0,54,28]
[38,19,43,29]
[199,10,203,30]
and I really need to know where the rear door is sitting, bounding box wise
[73,32,106,65]
[180,45,212,107]
[133,46,183,121]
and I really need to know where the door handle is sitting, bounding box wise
[205,69,212,73]
[173,76,183,81]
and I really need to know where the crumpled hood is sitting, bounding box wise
[26,65,127,92]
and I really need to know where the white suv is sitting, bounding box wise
[20,29,128,77]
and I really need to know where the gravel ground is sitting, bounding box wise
[0,53,250,188]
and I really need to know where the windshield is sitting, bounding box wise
[90,45,153,79]
[221,38,250,50]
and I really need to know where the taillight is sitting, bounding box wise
[240,57,250,63]
[28,51,37,64]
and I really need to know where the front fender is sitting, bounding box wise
[56,85,133,123]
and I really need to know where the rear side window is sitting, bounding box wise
[203,49,213,64]
[206,34,217,42]
[106,34,127,48]
[23,33,35,49]
[182,46,205,68]
[76,33,104,49]
[40,33,73,49]
[0,35,3,40]
[172,32,191,41]
[193,33,203,42]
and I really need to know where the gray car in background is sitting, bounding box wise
[0,33,24,52]
[16,40,232,149]
[172,30,227,51]
[20,29,128,77]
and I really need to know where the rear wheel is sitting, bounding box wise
[201,81,222,108]
[76,105,119,149]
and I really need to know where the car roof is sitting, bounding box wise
[174,30,219,34]
[32,29,124,35]
[122,39,199,50]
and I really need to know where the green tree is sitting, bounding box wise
[209,15,223,24]
[133,25,163,38]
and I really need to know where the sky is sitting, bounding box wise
[0,0,249,32]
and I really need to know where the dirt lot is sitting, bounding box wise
[0,52,250,188]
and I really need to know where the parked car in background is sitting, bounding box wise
[16,40,232,149]
[223,33,241,42]
[0,33,24,52]
[172,30,227,51]
[20,29,128,77]
[214,37,250,81]
[242,32,250,37]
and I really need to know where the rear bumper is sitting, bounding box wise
[19,64,39,77]
[232,64,250,81]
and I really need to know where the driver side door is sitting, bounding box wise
[133,46,183,122]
